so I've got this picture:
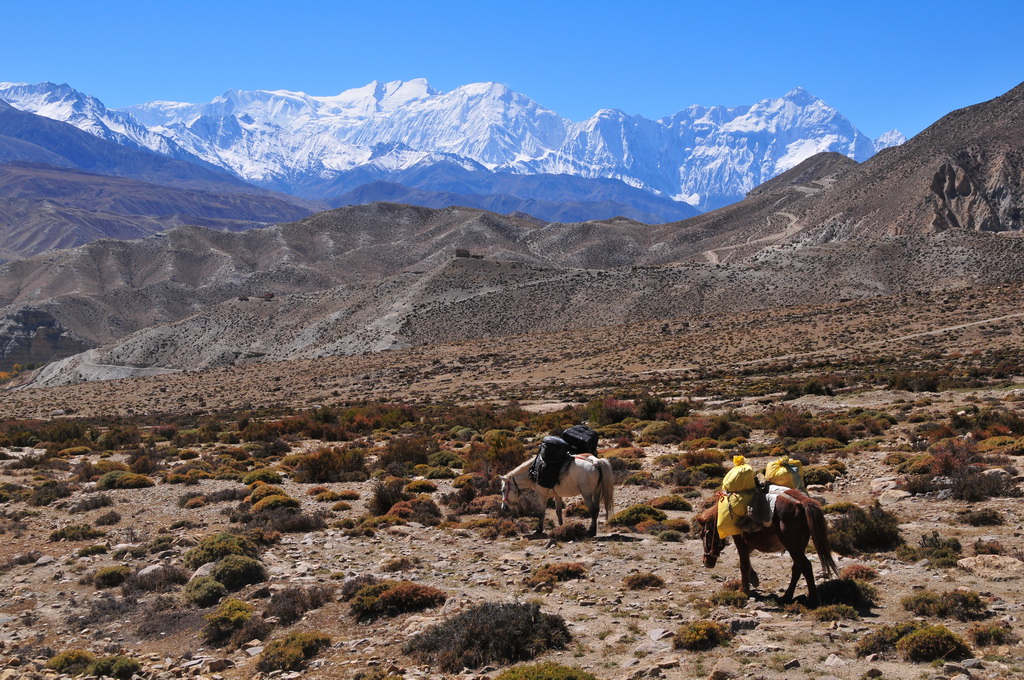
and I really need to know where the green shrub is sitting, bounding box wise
[50,524,105,542]
[709,588,748,607]
[96,470,154,489]
[958,508,1004,526]
[387,495,443,525]
[184,576,228,607]
[854,622,927,657]
[94,566,133,589]
[673,620,733,651]
[896,625,971,662]
[900,589,987,621]
[313,490,343,502]
[802,465,837,485]
[46,649,96,674]
[88,655,142,680]
[527,562,588,587]
[241,468,282,485]
[828,502,902,555]
[251,494,300,513]
[256,631,332,672]
[202,597,254,645]
[647,495,692,511]
[495,662,598,680]
[336,489,360,500]
[896,531,961,568]
[608,504,667,526]
[349,580,447,621]
[182,532,259,570]
[405,479,437,493]
[623,573,665,590]
[817,578,878,610]
[245,482,287,504]
[403,602,570,671]
[811,604,859,621]
[210,555,267,590]
[967,620,1015,646]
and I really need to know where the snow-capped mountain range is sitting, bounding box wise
[0,79,904,213]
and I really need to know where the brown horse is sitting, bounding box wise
[695,488,839,606]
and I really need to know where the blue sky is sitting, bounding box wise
[3,0,1021,138]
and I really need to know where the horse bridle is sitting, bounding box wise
[501,474,521,506]
[700,515,726,561]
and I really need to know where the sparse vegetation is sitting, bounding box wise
[404,602,570,671]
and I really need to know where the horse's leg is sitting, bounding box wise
[535,491,547,535]
[735,536,754,596]
[781,557,802,603]
[554,496,564,525]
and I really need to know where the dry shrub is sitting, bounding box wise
[403,602,570,672]
[811,604,859,621]
[527,562,588,587]
[967,620,1015,646]
[293,446,367,483]
[547,522,589,542]
[386,495,443,525]
[896,531,961,568]
[817,578,878,611]
[900,589,987,621]
[958,508,1004,526]
[673,620,733,650]
[494,662,598,680]
[827,502,902,555]
[839,564,879,581]
[368,477,411,516]
[855,621,926,657]
[623,573,664,590]
[264,584,335,624]
[648,495,692,511]
[348,580,446,621]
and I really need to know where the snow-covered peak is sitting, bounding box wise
[873,129,906,151]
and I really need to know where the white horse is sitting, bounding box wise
[500,454,615,537]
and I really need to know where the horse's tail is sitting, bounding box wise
[595,458,615,521]
[805,500,840,580]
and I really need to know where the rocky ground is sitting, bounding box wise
[2,380,1024,680]
[2,282,1024,680]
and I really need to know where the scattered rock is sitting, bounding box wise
[708,657,741,680]
[957,554,1024,580]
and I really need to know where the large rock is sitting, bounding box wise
[957,554,1024,580]
[709,657,741,680]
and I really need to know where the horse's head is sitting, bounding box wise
[696,508,726,568]
[499,473,521,512]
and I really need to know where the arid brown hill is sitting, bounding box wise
[6,82,1024,379]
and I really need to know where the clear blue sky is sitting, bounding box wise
[3,0,1021,139]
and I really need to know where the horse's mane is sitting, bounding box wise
[507,455,536,477]
[695,505,716,524]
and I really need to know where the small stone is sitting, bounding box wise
[783,659,800,669]
[709,656,741,680]
[962,659,984,669]
[824,653,847,667]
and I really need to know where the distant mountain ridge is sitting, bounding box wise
[0,80,904,216]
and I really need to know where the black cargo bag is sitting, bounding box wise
[562,425,599,455]
[529,436,572,488]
